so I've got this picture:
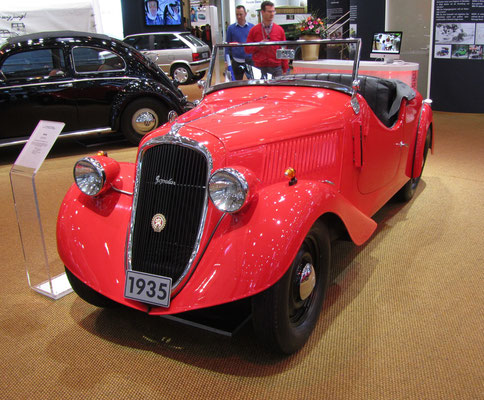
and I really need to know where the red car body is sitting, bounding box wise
[57,39,433,353]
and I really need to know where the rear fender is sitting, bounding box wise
[408,102,433,178]
[111,80,183,130]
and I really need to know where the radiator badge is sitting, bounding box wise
[155,175,176,185]
[151,213,167,232]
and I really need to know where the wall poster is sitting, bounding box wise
[434,0,484,60]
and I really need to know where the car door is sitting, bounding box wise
[69,46,128,130]
[0,47,77,140]
[357,113,404,194]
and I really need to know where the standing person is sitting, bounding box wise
[203,24,213,49]
[245,1,288,78]
[225,5,254,80]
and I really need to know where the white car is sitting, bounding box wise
[124,32,211,84]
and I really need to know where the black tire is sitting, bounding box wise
[252,221,331,354]
[397,127,431,202]
[65,267,119,308]
[171,64,193,85]
[120,98,168,145]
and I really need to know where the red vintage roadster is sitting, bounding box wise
[57,39,433,354]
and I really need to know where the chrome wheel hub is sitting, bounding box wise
[173,67,189,83]
[299,263,316,300]
[133,108,158,134]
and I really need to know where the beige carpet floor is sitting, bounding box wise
[0,110,483,399]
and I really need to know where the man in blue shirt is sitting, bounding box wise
[225,5,254,80]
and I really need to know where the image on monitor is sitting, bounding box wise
[371,32,403,54]
[145,0,182,26]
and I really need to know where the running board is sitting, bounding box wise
[158,300,252,337]
[0,127,113,148]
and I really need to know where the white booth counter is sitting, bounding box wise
[292,60,419,90]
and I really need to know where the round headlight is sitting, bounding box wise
[74,157,105,196]
[209,168,249,213]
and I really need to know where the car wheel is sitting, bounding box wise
[397,127,431,202]
[121,98,168,145]
[65,267,118,308]
[171,64,193,85]
[252,221,331,354]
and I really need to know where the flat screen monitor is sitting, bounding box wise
[370,31,403,63]
[145,0,182,27]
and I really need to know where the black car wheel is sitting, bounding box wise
[65,267,118,308]
[252,221,331,354]
[171,64,193,85]
[121,98,168,145]
[397,127,431,201]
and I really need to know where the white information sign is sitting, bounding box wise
[10,119,71,300]
[14,121,65,173]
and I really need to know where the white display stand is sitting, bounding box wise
[292,60,419,90]
[10,121,72,299]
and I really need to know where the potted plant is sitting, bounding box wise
[298,16,327,61]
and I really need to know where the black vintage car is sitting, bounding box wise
[0,31,192,146]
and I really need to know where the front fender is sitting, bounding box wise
[58,172,376,314]
[150,180,377,314]
[57,163,148,311]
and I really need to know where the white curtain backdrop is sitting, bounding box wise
[0,0,123,39]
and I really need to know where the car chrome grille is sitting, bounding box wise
[129,141,209,286]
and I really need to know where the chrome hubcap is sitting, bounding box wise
[299,263,316,300]
[132,108,158,134]
[173,67,189,83]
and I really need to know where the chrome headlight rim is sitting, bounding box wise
[208,168,249,213]
[73,156,106,196]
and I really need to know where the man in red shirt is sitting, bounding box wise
[245,1,288,78]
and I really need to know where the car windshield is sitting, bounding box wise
[203,38,361,95]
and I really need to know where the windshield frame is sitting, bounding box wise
[202,38,361,97]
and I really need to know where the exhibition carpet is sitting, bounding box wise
[0,111,483,399]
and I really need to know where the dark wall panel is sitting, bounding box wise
[350,0,385,60]
[121,0,186,37]
[308,0,385,59]
[307,0,327,18]
[430,59,484,113]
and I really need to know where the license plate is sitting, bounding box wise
[276,48,295,60]
[124,270,171,307]
[202,52,209,59]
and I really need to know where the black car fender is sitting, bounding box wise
[110,78,186,130]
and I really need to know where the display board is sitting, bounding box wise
[430,0,484,112]
[434,1,484,60]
